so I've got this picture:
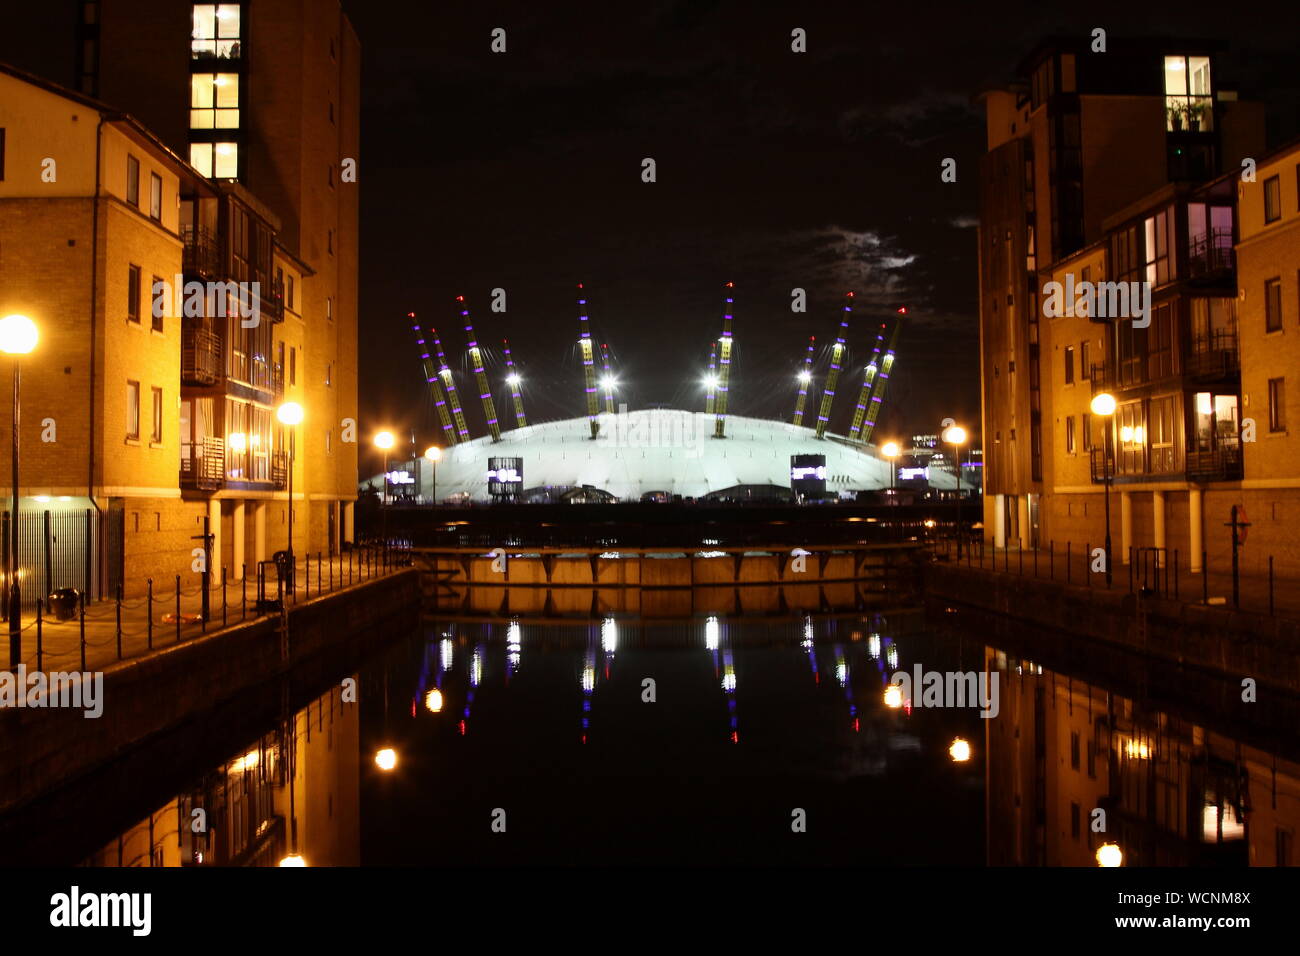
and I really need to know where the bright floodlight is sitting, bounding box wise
[601,376,616,390]
[374,430,396,451]
[797,370,811,384]
[883,685,904,709]
[1090,392,1117,416]
[1095,843,1123,867]
[276,401,304,426]
[424,688,444,713]
[942,424,968,446]
[0,314,39,355]
[703,374,719,389]
[506,372,521,387]
[374,747,398,771]
[278,854,307,867]
[949,737,972,762]
[881,440,901,459]
[424,445,442,462]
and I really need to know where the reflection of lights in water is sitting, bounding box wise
[835,658,848,687]
[374,748,398,771]
[581,666,596,693]
[886,645,899,669]
[601,617,618,653]
[696,550,726,558]
[883,685,904,709]
[705,616,720,650]
[506,621,522,674]
[1201,804,1246,841]
[949,737,972,762]
[1095,843,1122,867]
[803,617,814,646]
[425,688,444,713]
[470,649,483,687]
[230,749,260,773]
[599,551,620,559]
[439,639,454,671]
[1123,738,1151,760]
[722,667,737,692]
[868,634,881,659]
[279,854,307,867]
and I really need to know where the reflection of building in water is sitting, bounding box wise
[84,685,359,866]
[986,648,1299,866]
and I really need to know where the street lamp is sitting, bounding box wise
[880,440,901,494]
[374,431,396,506]
[424,445,441,504]
[276,402,303,595]
[1091,392,1117,587]
[942,424,968,557]
[0,314,39,666]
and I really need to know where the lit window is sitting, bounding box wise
[126,154,139,206]
[127,381,141,440]
[190,142,239,179]
[1269,378,1286,432]
[192,4,242,60]
[191,74,240,129]
[1164,55,1213,132]
[150,172,163,220]
[1264,176,1281,223]
[1265,278,1282,332]
[152,387,164,443]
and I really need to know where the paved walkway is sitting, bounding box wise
[6,549,406,675]
[935,537,1300,621]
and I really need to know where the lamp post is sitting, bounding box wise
[424,445,442,505]
[276,402,304,595]
[1091,392,1117,587]
[942,425,968,558]
[0,315,39,667]
[374,431,395,549]
[880,440,901,495]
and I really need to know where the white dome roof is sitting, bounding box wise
[415,410,892,501]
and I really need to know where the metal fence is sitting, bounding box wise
[2,507,108,616]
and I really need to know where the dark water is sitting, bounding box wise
[12,606,1300,867]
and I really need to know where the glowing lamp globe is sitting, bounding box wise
[883,685,904,709]
[424,446,442,462]
[425,688,444,713]
[0,314,39,355]
[942,424,968,446]
[1090,392,1117,417]
[949,737,972,762]
[881,440,901,459]
[279,854,307,867]
[1096,843,1123,867]
[374,431,396,451]
[276,402,304,426]
[374,747,398,771]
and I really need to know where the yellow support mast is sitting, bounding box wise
[713,281,735,438]
[577,284,599,438]
[431,327,470,443]
[502,339,527,428]
[600,343,616,414]
[814,292,853,439]
[457,295,501,442]
[704,341,718,414]
[410,313,457,446]
[791,335,816,426]
[858,311,905,446]
[848,323,888,441]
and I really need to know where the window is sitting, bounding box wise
[1269,378,1286,432]
[126,381,141,440]
[126,154,140,206]
[326,296,333,321]
[1163,55,1213,132]
[151,275,165,332]
[191,73,240,129]
[1149,395,1177,473]
[1081,340,1091,380]
[1071,802,1081,840]
[1071,732,1080,769]
[289,347,296,385]
[328,229,334,254]
[1082,413,1092,451]
[1144,207,1175,286]
[326,362,332,386]
[192,4,242,59]
[149,172,163,220]
[1266,278,1283,332]
[286,276,294,311]
[151,387,163,443]
[0,128,6,181]
[189,142,238,179]
[328,164,335,188]
[1064,346,1075,384]
[127,265,141,322]
[1065,416,1076,454]
[1264,175,1281,224]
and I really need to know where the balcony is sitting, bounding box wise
[1186,328,1239,381]
[1089,446,1115,484]
[273,362,285,398]
[1186,442,1242,482]
[1089,362,1116,393]
[259,277,285,324]
[181,436,225,490]
[271,451,288,490]
[1187,229,1234,279]
[181,224,221,280]
[182,326,222,385]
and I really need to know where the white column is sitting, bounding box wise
[1189,488,1203,572]
[1152,491,1166,567]
[343,501,355,545]
[994,494,1006,549]
[1120,492,1132,565]
[207,498,223,579]
[232,500,246,579]
[1017,495,1030,549]
[254,501,267,567]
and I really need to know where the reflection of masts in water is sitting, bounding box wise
[581,630,597,745]
[706,616,739,743]
[833,642,860,732]
[803,616,819,685]
[460,641,484,735]
[506,620,522,681]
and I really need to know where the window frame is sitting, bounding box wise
[126,381,141,441]
[149,172,163,220]
[1265,277,1283,333]
[1269,377,1286,432]
[151,386,164,444]
[151,275,165,332]
[1264,175,1281,224]
[126,154,140,207]
[127,264,142,323]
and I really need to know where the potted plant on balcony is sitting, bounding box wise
[1186,100,1208,132]
[1167,103,1185,131]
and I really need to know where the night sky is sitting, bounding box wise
[5,1,1299,473]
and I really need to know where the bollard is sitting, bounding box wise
[1066,542,1071,584]
[1202,551,1208,605]
[305,553,310,598]
[1019,547,1023,576]
[176,575,182,643]
[147,578,153,650]
[222,568,228,628]
[116,583,123,660]
[318,552,322,596]
[1049,541,1054,581]
[1173,550,1179,601]
[330,551,334,592]
[242,564,247,621]
[80,592,86,671]
[36,599,43,672]
[1085,543,1091,588]
[1128,548,1133,593]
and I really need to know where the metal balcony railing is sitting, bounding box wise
[1187,443,1243,482]
[273,362,285,398]
[1186,328,1240,380]
[1187,229,1235,278]
[1089,362,1115,392]
[181,436,226,490]
[1089,446,1115,484]
[181,224,221,279]
[182,326,222,385]
[271,451,289,490]
[259,277,285,324]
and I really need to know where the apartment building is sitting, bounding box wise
[976,37,1267,572]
